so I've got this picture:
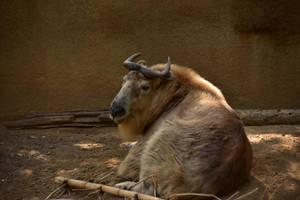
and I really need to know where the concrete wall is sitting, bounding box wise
[1,0,300,121]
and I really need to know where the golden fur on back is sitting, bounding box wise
[152,64,225,100]
[114,64,253,198]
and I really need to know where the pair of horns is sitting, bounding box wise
[123,53,171,79]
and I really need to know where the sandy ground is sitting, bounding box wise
[0,125,299,200]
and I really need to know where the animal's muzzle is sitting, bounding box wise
[109,103,126,120]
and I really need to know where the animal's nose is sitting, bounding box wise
[109,104,126,118]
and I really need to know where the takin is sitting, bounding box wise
[109,53,253,198]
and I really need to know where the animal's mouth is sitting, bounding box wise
[109,113,127,124]
[109,103,128,124]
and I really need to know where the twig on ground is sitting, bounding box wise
[129,174,155,189]
[260,187,268,200]
[234,188,258,200]
[98,194,105,200]
[98,171,114,182]
[44,183,66,200]
[54,188,66,199]
[83,190,99,199]
[71,188,98,191]
[226,191,239,200]
[168,192,222,200]
[152,176,157,197]
[268,178,284,200]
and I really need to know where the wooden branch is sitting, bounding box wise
[3,116,75,128]
[3,110,116,129]
[3,109,300,129]
[26,110,109,118]
[55,176,163,200]
[236,109,300,125]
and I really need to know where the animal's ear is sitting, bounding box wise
[152,78,163,89]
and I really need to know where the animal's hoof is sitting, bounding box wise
[127,141,137,150]
[114,181,136,190]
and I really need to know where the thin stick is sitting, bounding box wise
[152,176,157,197]
[260,187,268,200]
[71,188,98,191]
[98,194,105,200]
[83,190,99,199]
[129,174,154,189]
[226,191,239,200]
[55,176,163,200]
[234,188,258,200]
[168,192,222,200]
[98,171,114,182]
[44,183,66,200]
[54,189,66,199]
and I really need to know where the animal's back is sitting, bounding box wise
[137,92,252,196]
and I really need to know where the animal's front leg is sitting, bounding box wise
[114,181,137,190]
[115,181,154,196]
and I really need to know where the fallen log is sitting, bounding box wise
[55,176,163,200]
[3,116,75,128]
[3,110,116,129]
[3,109,300,129]
[236,109,300,125]
[26,110,109,118]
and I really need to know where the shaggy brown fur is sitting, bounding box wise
[111,64,253,198]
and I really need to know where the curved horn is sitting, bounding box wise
[140,56,171,78]
[123,53,142,71]
[123,53,171,79]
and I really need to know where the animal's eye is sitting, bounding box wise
[141,85,150,91]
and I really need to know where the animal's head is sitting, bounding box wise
[109,53,173,125]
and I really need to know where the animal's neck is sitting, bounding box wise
[141,80,188,134]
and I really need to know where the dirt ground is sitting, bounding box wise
[0,125,299,200]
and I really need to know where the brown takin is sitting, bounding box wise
[109,53,253,198]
